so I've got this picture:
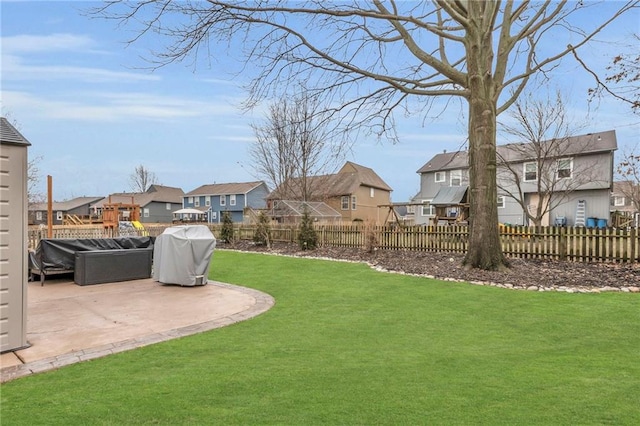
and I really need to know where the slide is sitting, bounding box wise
[131,221,149,236]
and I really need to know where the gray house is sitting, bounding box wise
[29,196,103,225]
[183,181,269,223]
[1,117,30,352]
[93,185,184,224]
[413,130,617,227]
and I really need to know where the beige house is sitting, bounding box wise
[268,161,392,224]
[0,117,30,353]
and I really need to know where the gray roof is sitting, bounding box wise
[1,117,31,146]
[430,186,468,206]
[93,185,184,208]
[417,130,617,173]
[30,196,104,212]
[186,181,266,196]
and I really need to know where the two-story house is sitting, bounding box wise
[413,130,617,227]
[93,185,184,224]
[183,181,269,223]
[29,196,104,226]
[268,161,393,224]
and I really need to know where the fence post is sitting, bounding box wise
[559,226,567,261]
[631,227,637,263]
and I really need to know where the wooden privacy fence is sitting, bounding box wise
[28,224,640,264]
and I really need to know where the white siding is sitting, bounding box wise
[0,143,29,352]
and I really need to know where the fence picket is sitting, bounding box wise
[28,223,639,264]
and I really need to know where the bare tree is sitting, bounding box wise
[615,146,640,211]
[94,1,638,270]
[129,164,158,192]
[27,155,45,206]
[250,92,345,201]
[582,34,640,114]
[497,91,604,226]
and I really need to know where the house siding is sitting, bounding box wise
[415,131,616,227]
[0,123,29,353]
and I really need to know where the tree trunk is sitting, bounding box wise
[463,3,508,270]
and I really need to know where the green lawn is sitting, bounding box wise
[2,251,639,425]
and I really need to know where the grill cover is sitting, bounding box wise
[153,225,216,286]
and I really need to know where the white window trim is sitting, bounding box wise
[497,195,505,209]
[220,195,226,206]
[56,211,63,221]
[434,171,446,183]
[143,208,150,218]
[421,200,435,217]
[370,187,375,198]
[36,211,43,220]
[194,198,200,207]
[188,196,193,203]
[523,162,538,182]
[230,194,237,206]
[556,158,573,179]
[351,195,357,210]
[166,203,171,210]
[341,196,349,210]
[450,170,462,186]
[613,196,625,207]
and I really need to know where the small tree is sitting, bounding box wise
[220,211,234,243]
[297,207,318,250]
[253,211,272,248]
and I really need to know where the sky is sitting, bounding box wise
[2,1,639,203]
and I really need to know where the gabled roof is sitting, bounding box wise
[93,185,184,208]
[417,130,617,174]
[186,181,266,196]
[1,117,31,146]
[30,196,104,212]
[268,161,392,200]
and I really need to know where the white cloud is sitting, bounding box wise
[2,90,245,122]
[2,54,160,83]
[2,33,96,53]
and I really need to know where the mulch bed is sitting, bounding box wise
[218,240,640,291]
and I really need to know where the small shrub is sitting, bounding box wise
[253,211,272,248]
[297,208,318,250]
[220,211,234,243]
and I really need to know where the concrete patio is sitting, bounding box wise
[1,276,274,382]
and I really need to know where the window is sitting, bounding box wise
[556,158,573,179]
[143,208,149,218]
[407,205,415,214]
[613,196,625,207]
[194,198,200,207]
[211,211,217,220]
[450,170,462,186]
[523,162,537,182]
[435,171,446,183]
[205,196,211,207]
[188,197,193,204]
[351,196,357,210]
[166,203,171,210]
[220,195,226,206]
[370,187,375,198]
[56,211,63,221]
[341,196,349,210]
[421,200,435,216]
[497,196,505,209]
[230,194,237,206]
[36,211,42,221]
